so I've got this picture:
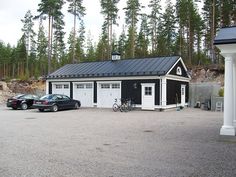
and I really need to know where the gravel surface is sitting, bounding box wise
[0,106,235,177]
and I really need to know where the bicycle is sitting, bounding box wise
[126,98,135,111]
[112,98,135,112]
[112,98,128,112]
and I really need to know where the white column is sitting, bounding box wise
[220,56,236,135]
[161,77,167,107]
[233,59,236,127]
[46,81,49,94]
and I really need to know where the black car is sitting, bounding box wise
[7,94,39,110]
[33,94,81,112]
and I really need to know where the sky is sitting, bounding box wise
[0,0,172,47]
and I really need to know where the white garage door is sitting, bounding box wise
[73,82,93,107]
[97,82,121,108]
[52,83,70,97]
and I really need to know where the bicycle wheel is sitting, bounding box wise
[131,102,136,110]
[112,103,119,112]
[121,103,129,112]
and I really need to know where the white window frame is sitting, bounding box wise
[101,83,110,89]
[55,84,62,89]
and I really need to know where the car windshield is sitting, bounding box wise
[40,95,54,100]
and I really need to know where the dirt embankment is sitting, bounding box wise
[190,66,224,86]
[0,80,46,104]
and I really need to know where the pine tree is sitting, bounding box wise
[36,16,48,76]
[67,0,85,63]
[36,0,65,74]
[124,0,142,58]
[202,0,221,64]
[161,0,176,55]
[100,0,120,59]
[135,14,149,57]
[148,0,162,55]
[21,10,36,77]
[86,31,96,61]
[176,0,202,65]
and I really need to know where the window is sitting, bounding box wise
[112,83,120,89]
[181,87,185,95]
[55,84,62,89]
[101,84,110,89]
[145,87,152,96]
[76,84,84,89]
[64,84,69,89]
[23,95,33,99]
[176,66,182,75]
[86,84,93,89]
[62,95,70,100]
[56,95,63,100]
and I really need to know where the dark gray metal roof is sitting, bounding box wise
[47,56,180,79]
[214,26,236,45]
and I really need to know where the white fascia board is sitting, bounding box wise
[97,81,121,84]
[166,57,191,79]
[166,74,190,82]
[51,81,71,85]
[47,75,161,82]
[73,81,93,84]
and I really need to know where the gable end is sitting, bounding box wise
[167,59,189,78]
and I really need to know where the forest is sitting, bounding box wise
[0,0,235,79]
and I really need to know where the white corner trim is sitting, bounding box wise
[46,80,49,94]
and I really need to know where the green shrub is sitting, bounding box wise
[218,88,224,97]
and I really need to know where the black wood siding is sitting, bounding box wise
[166,80,189,105]
[70,82,73,98]
[122,79,160,105]
[49,82,52,94]
[94,81,97,103]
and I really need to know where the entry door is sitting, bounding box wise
[181,85,186,107]
[141,83,155,110]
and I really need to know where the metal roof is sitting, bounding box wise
[47,56,180,79]
[214,26,236,45]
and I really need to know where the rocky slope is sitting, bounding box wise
[0,80,46,104]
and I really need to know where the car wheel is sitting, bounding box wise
[39,109,44,112]
[51,105,58,112]
[21,103,28,110]
[74,102,80,109]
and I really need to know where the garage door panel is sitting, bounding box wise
[97,82,121,108]
[52,83,70,97]
[73,82,93,107]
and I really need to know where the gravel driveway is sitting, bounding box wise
[0,106,235,177]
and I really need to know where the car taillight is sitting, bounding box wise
[43,101,48,105]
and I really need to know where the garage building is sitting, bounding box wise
[46,54,190,110]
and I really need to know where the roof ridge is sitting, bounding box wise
[64,56,180,65]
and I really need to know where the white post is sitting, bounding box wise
[233,59,236,127]
[46,81,49,94]
[220,56,236,135]
[161,77,167,107]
